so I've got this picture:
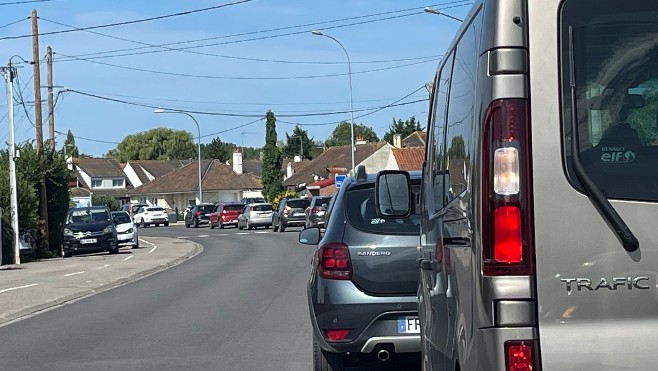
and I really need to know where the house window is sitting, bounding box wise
[112,179,124,187]
[91,179,102,188]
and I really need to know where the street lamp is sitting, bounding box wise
[311,30,356,175]
[154,109,203,203]
[424,6,463,22]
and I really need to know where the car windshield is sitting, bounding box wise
[224,205,244,212]
[286,199,310,209]
[66,208,111,224]
[251,204,272,212]
[345,186,421,235]
[112,212,132,224]
[561,0,658,202]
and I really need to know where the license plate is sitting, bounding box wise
[80,238,97,244]
[231,220,238,223]
[398,317,420,334]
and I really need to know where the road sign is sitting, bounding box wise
[335,174,346,189]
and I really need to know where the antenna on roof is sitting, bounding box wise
[355,165,367,182]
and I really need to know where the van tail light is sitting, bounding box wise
[317,242,352,280]
[505,340,539,371]
[482,99,535,276]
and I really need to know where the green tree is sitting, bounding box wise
[201,137,235,162]
[262,111,283,201]
[92,194,120,211]
[326,121,379,147]
[283,126,315,160]
[62,130,80,157]
[108,128,196,162]
[242,147,262,160]
[382,116,424,144]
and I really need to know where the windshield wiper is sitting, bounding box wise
[567,26,639,252]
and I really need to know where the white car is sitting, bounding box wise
[133,206,169,228]
[111,211,139,249]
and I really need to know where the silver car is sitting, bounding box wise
[237,203,273,230]
[375,1,658,370]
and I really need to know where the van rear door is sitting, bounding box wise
[531,1,658,369]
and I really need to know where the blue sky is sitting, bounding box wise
[0,0,471,157]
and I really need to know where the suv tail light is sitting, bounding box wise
[195,211,201,216]
[482,99,535,276]
[283,206,289,216]
[505,340,538,371]
[311,207,321,214]
[317,242,352,280]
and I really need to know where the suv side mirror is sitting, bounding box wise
[299,227,321,245]
[375,170,412,218]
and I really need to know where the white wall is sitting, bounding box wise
[123,163,143,188]
[358,144,397,173]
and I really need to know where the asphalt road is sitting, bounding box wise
[0,223,420,370]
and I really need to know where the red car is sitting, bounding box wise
[209,202,245,229]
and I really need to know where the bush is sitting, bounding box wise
[92,194,120,211]
[271,189,298,210]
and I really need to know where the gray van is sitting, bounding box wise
[375,1,658,370]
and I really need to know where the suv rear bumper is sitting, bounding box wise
[308,277,419,355]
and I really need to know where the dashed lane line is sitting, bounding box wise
[122,255,134,262]
[0,283,38,294]
[64,271,85,277]
[148,246,158,254]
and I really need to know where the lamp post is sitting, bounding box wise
[311,30,356,175]
[423,6,463,22]
[154,109,203,203]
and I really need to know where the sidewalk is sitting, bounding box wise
[0,236,202,326]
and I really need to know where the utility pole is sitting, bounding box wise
[46,46,54,148]
[3,65,22,264]
[31,9,49,253]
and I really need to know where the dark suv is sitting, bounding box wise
[299,168,421,370]
[272,197,311,232]
[184,203,216,228]
[305,195,332,228]
[62,206,118,257]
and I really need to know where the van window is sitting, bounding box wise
[561,0,658,202]
[429,52,455,213]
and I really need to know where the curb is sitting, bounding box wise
[0,239,204,327]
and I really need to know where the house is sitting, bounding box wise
[123,160,191,188]
[391,147,425,171]
[401,131,427,148]
[228,158,263,177]
[128,151,262,211]
[68,157,132,206]
[281,156,312,182]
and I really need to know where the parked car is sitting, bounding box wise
[237,203,273,230]
[119,203,147,220]
[133,206,170,228]
[304,195,332,228]
[241,197,265,205]
[299,167,422,370]
[272,197,310,232]
[184,203,216,228]
[111,211,138,249]
[62,206,118,257]
[209,202,244,229]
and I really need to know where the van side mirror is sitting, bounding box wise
[299,227,321,245]
[375,171,412,218]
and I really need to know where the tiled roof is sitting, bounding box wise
[307,178,334,188]
[401,131,427,148]
[129,159,262,195]
[283,143,385,187]
[280,158,312,172]
[392,147,425,171]
[228,159,263,177]
[74,157,125,177]
[128,160,191,184]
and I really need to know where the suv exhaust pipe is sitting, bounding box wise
[377,349,390,362]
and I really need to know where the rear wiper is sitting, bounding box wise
[567,26,639,252]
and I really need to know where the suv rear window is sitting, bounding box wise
[344,186,420,235]
[561,0,658,202]
[195,205,215,213]
[223,205,244,212]
[286,199,310,209]
[146,207,164,212]
[251,204,272,212]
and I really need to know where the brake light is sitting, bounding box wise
[324,329,349,342]
[317,242,351,280]
[311,207,321,214]
[283,207,289,216]
[482,99,535,276]
[249,206,254,211]
[195,211,201,216]
[505,340,537,371]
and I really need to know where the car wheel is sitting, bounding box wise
[265,225,270,229]
[132,241,139,249]
[219,222,224,229]
[194,220,199,228]
[155,224,160,227]
[313,336,344,371]
[141,220,147,228]
[63,251,72,258]
[247,222,252,230]
[272,220,279,232]
[238,222,244,230]
[164,222,169,227]
[185,223,190,228]
[279,221,285,233]
[210,222,215,229]
[109,244,119,254]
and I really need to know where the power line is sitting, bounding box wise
[53,129,120,145]
[200,117,264,138]
[0,0,254,40]
[0,0,53,5]
[54,52,437,80]
[41,16,440,66]
[54,1,471,61]
[0,17,28,28]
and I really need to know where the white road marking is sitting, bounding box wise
[0,283,38,294]
[197,234,210,238]
[139,238,155,246]
[64,271,85,277]
[235,232,250,235]
[122,255,133,261]
[149,246,158,254]
[95,264,110,270]
[176,236,190,239]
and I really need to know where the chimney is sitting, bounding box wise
[232,148,243,174]
[66,156,74,170]
[393,134,402,148]
[286,162,293,179]
[355,135,366,145]
[293,155,301,163]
